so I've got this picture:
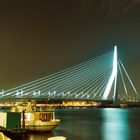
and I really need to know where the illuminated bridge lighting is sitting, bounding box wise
[102,46,118,100]
[0,46,138,101]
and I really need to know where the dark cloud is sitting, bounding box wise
[74,0,140,17]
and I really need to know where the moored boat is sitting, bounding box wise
[24,111,60,131]
[0,101,60,133]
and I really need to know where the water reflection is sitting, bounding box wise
[27,131,53,140]
[102,108,130,140]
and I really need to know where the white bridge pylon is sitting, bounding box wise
[102,46,118,101]
[102,46,138,101]
[0,46,138,101]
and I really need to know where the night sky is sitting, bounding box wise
[0,0,140,92]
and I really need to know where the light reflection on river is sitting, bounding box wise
[102,108,129,140]
[23,108,140,140]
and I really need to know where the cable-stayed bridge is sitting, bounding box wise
[0,46,139,102]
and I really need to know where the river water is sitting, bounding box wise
[25,108,140,140]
